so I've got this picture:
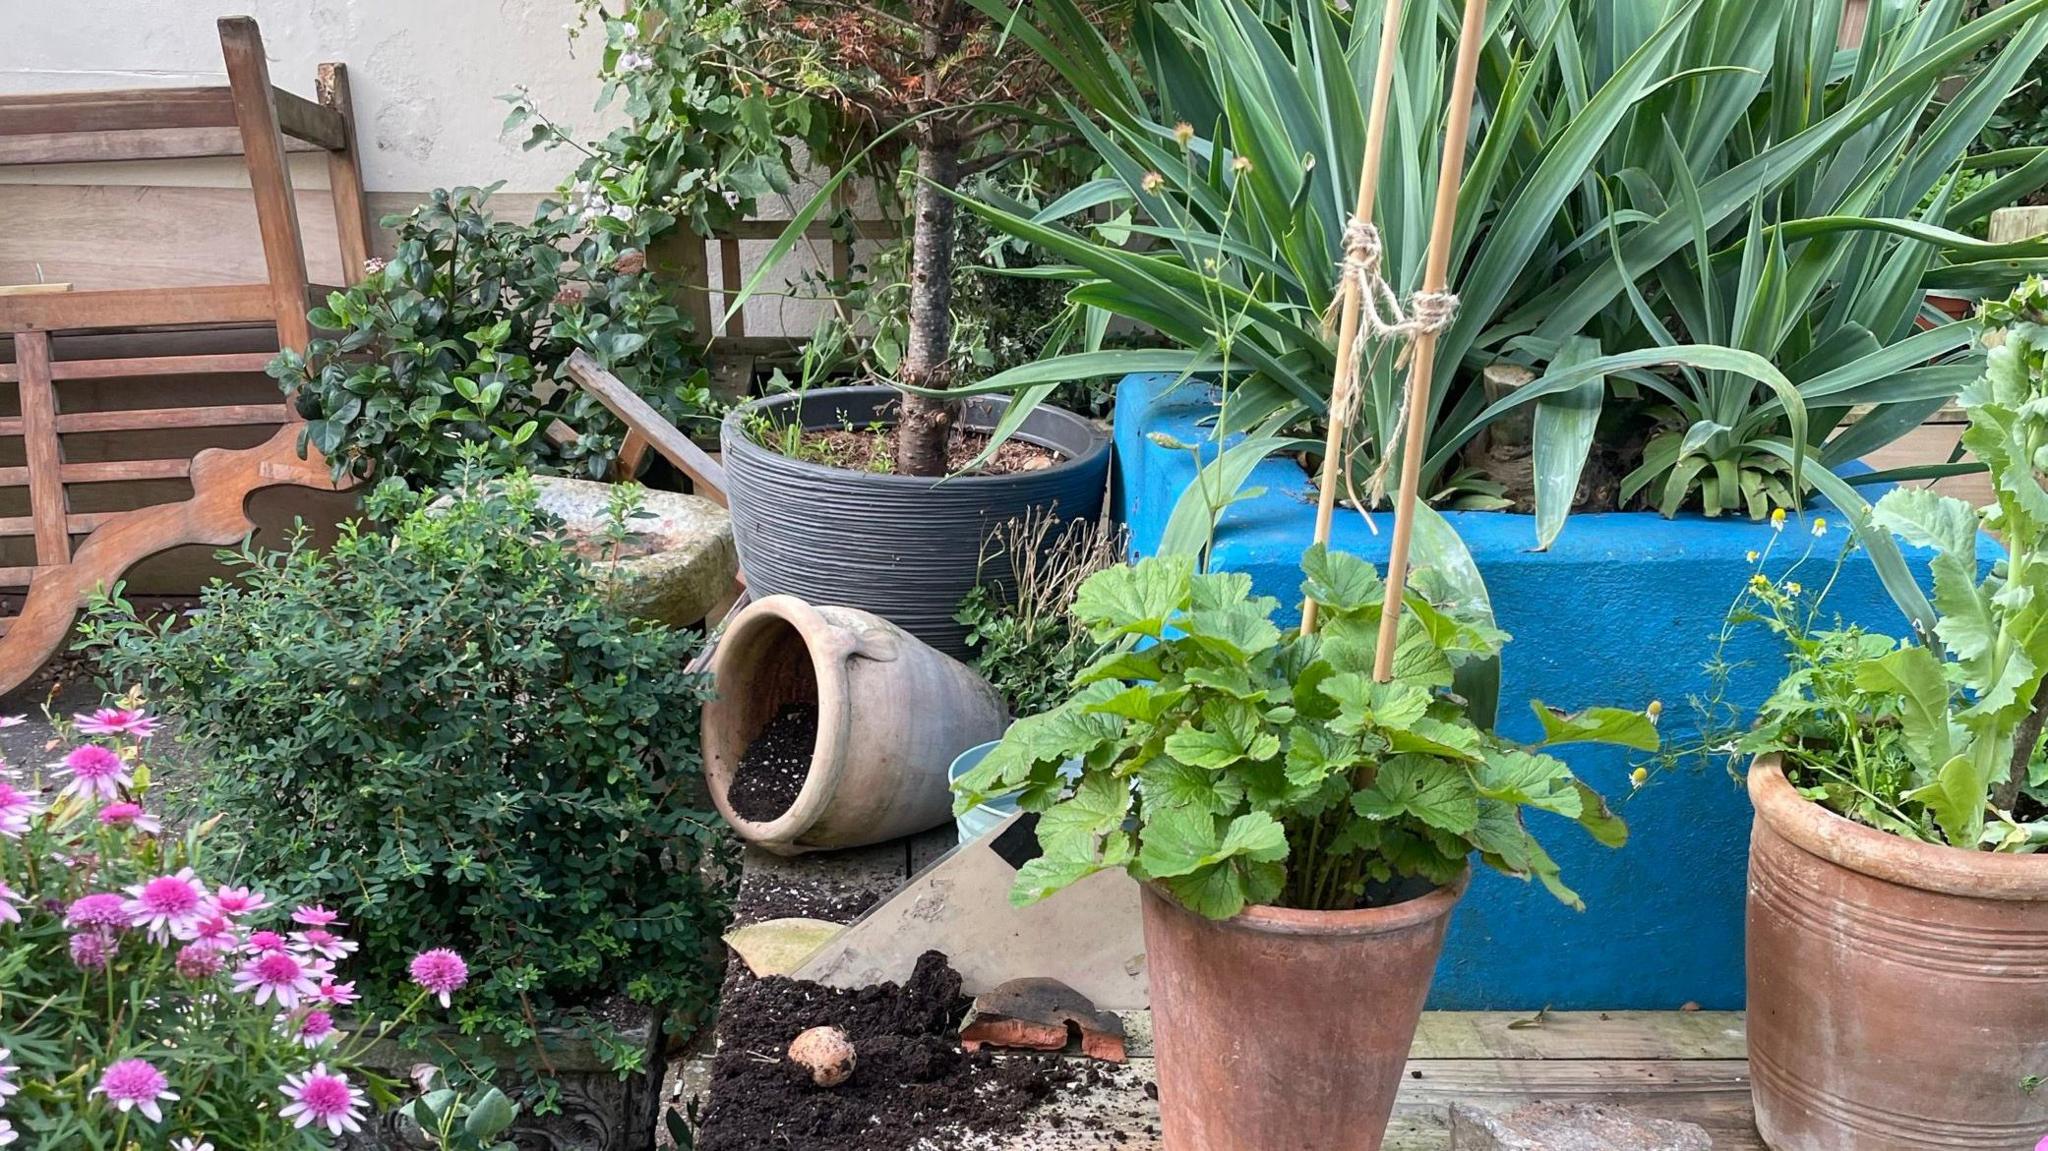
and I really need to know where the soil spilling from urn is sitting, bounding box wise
[728,703,818,823]
[696,952,1122,1151]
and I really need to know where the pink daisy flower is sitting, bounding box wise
[210,886,269,918]
[185,912,237,951]
[231,950,318,1008]
[408,947,469,1007]
[0,1046,18,1103]
[313,979,358,1007]
[245,930,290,954]
[97,802,162,834]
[123,869,209,941]
[288,1008,339,1048]
[172,1139,213,1151]
[277,1064,366,1136]
[291,904,343,928]
[0,1118,14,1146]
[70,930,115,970]
[0,782,41,839]
[56,745,130,803]
[91,1057,178,1123]
[0,882,20,926]
[73,708,161,739]
[289,928,357,961]
[65,893,130,931]
[175,942,226,980]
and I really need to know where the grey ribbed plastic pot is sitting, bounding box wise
[720,387,1112,658]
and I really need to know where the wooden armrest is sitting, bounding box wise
[563,350,730,507]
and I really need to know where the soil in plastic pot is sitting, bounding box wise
[721,388,1111,658]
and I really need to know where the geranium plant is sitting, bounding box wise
[0,708,477,1149]
[953,547,1659,916]
[1735,279,2048,851]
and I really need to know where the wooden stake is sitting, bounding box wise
[1370,0,1489,683]
[1301,0,1408,637]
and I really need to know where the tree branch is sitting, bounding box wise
[958,134,1083,179]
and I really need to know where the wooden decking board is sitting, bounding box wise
[983,1054,1757,1151]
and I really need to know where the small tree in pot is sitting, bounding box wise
[735,0,1086,474]
[1728,279,2048,1148]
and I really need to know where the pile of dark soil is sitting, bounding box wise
[695,952,1094,1151]
[728,703,818,822]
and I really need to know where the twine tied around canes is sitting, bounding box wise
[1326,215,1461,507]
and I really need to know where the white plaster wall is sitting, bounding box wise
[0,0,609,191]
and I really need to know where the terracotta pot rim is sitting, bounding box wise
[1144,866,1470,938]
[704,595,854,846]
[1749,754,2048,900]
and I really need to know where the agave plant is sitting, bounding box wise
[944,0,2048,545]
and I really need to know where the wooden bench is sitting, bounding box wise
[0,16,366,695]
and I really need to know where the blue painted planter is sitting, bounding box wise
[1115,373,1989,1010]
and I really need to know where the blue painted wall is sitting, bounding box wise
[1115,373,1980,1010]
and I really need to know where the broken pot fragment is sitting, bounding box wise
[958,977,1128,1063]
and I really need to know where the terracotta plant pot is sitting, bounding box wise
[1747,756,2048,1149]
[702,595,1007,855]
[1140,872,1467,1151]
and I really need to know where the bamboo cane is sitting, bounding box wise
[1369,0,1490,683]
[1300,0,1409,636]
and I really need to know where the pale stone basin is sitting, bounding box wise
[529,475,738,627]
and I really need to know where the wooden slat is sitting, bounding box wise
[0,457,195,487]
[316,63,373,284]
[0,284,275,332]
[0,511,121,537]
[13,332,69,565]
[0,126,321,167]
[45,353,277,381]
[719,236,746,339]
[270,88,347,151]
[62,459,193,483]
[56,405,286,434]
[0,86,237,137]
[219,16,312,352]
[727,218,897,242]
[0,568,37,588]
[1110,1010,1746,1061]
[564,351,728,505]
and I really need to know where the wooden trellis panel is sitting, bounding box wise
[0,16,361,695]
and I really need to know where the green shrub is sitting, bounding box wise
[79,466,732,1058]
[270,186,713,488]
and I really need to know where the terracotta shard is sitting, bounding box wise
[957,977,1128,1063]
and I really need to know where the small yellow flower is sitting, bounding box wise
[1232,155,1254,174]
[1811,517,1828,537]
[1784,580,1803,596]
[1646,700,1663,725]
[1173,121,1195,148]
[1746,549,1760,564]
[1770,508,1786,532]
[1630,767,1650,789]
[1750,573,1771,591]
[1141,171,1165,194]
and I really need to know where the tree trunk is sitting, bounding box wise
[894,134,963,477]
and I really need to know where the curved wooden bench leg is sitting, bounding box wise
[0,426,346,698]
